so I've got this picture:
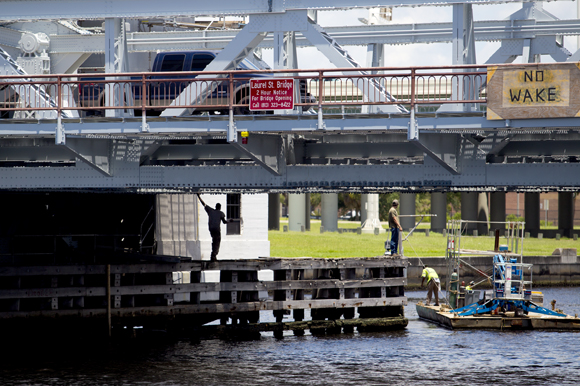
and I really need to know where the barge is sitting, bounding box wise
[416,303,580,330]
[417,220,580,330]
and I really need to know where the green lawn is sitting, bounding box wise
[270,221,579,258]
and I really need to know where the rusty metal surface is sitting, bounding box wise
[0,65,489,116]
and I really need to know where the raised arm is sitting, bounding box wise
[197,194,206,207]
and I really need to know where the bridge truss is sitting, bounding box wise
[0,0,579,192]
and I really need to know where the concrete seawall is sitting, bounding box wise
[406,251,580,289]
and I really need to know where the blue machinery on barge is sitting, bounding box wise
[450,253,566,317]
[415,219,580,330]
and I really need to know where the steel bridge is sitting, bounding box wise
[1,0,580,193]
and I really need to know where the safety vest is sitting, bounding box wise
[422,267,438,282]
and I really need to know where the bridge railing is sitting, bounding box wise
[0,65,487,119]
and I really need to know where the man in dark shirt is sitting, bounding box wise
[197,194,228,261]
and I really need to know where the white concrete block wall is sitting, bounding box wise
[155,194,201,259]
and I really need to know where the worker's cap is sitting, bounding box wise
[392,199,399,206]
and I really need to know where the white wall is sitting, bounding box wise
[155,194,200,258]
[197,193,270,261]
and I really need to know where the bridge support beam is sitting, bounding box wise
[558,192,575,238]
[321,193,338,232]
[399,193,415,231]
[430,193,447,233]
[490,192,506,232]
[525,193,541,237]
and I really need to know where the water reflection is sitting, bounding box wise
[0,288,578,386]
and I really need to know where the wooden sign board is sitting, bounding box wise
[486,63,580,120]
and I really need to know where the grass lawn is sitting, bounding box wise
[270,221,579,258]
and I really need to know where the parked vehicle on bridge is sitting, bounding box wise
[78,50,314,116]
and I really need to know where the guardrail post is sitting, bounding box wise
[140,74,149,132]
[317,71,325,129]
[408,69,418,141]
[55,76,65,145]
[227,72,237,142]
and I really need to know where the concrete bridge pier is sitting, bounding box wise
[460,192,489,235]
[268,194,280,231]
[288,193,310,232]
[399,193,416,231]
[288,194,306,232]
[430,193,447,233]
[558,192,575,238]
[490,192,506,233]
[461,192,478,235]
[361,194,384,234]
[525,193,541,237]
[321,193,338,232]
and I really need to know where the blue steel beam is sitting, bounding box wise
[0,115,580,135]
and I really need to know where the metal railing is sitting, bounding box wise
[0,65,488,118]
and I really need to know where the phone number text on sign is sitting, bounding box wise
[249,78,294,110]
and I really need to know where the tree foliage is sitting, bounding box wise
[338,193,361,220]
[379,193,399,221]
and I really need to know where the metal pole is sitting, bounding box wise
[106,264,111,338]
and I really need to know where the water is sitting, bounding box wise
[1,287,578,386]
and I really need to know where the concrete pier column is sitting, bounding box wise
[430,193,447,233]
[304,193,311,231]
[461,192,478,234]
[268,193,280,231]
[525,192,540,237]
[490,192,506,232]
[155,194,199,258]
[288,193,306,232]
[477,193,489,235]
[399,193,416,230]
[361,194,384,234]
[558,192,574,238]
[321,193,338,232]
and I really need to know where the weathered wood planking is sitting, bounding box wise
[0,257,408,276]
[0,256,408,326]
[487,63,580,120]
[0,277,406,300]
[0,297,408,319]
[195,316,409,337]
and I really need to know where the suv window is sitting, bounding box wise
[191,54,215,71]
[160,54,186,72]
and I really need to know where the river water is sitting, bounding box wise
[1,287,578,386]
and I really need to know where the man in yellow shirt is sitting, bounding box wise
[421,265,441,306]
